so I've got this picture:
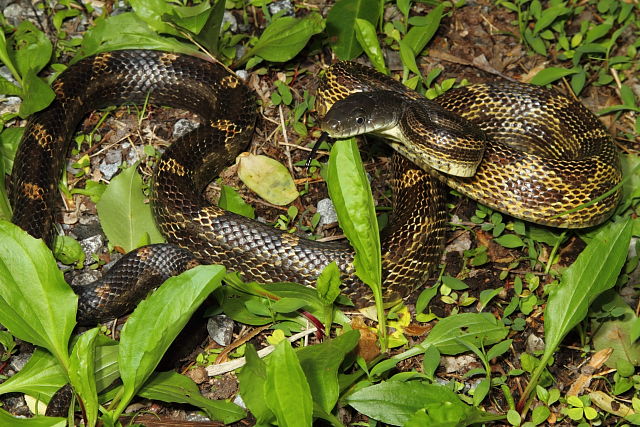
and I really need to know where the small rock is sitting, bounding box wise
[207,315,234,346]
[268,0,294,16]
[442,354,478,374]
[233,394,246,409]
[235,69,249,81]
[99,162,120,180]
[80,234,104,261]
[317,198,338,226]
[222,11,237,32]
[526,333,545,354]
[445,230,472,254]
[8,350,33,373]
[185,412,211,422]
[4,2,37,26]
[173,118,199,139]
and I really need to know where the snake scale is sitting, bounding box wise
[9,50,621,323]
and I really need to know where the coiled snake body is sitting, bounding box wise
[10,50,621,323]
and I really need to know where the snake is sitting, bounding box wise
[9,50,621,324]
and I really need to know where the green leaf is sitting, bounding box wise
[296,330,360,412]
[96,164,164,252]
[53,235,85,267]
[128,0,178,35]
[93,337,120,393]
[354,18,387,74]
[326,139,381,288]
[592,294,640,368]
[442,275,468,290]
[0,407,65,426]
[494,234,525,248]
[398,39,420,76]
[271,297,308,313]
[420,313,508,355]
[115,265,225,418]
[0,349,66,402]
[326,0,380,60]
[403,3,445,55]
[77,12,198,59]
[69,328,100,427]
[218,184,255,218]
[532,5,571,34]
[530,67,578,85]
[238,345,274,424]
[138,371,245,424]
[346,381,494,426]
[19,69,55,118]
[243,13,325,64]
[316,261,342,305]
[236,154,299,206]
[544,219,632,362]
[0,221,76,370]
[265,340,313,427]
[12,21,53,76]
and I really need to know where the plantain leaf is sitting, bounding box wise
[243,14,325,64]
[0,349,66,402]
[0,407,65,426]
[530,67,578,85]
[138,371,246,424]
[544,218,632,361]
[354,18,387,74]
[264,340,313,427]
[114,265,225,418]
[69,328,100,427]
[326,0,380,60]
[326,139,381,289]
[403,3,446,55]
[236,153,299,206]
[96,164,164,252]
[238,345,274,424]
[0,221,76,370]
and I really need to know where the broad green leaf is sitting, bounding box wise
[271,297,308,313]
[403,3,445,55]
[115,265,225,417]
[12,21,53,76]
[128,0,177,35]
[316,261,341,305]
[69,328,100,427]
[236,153,299,206]
[544,219,632,362]
[532,5,571,34]
[138,371,246,424]
[0,407,65,426]
[326,139,381,288]
[0,349,66,401]
[326,0,380,60]
[0,75,22,96]
[53,235,85,267]
[530,67,578,85]
[93,337,119,393]
[592,293,640,368]
[0,221,76,370]
[218,184,255,218]
[398,39,420,76]
[297,330,360,412]
[354,18,387,74]
[346,381,500,426]
[96,164,164,252]
[243,14,325,64]
[618,154,640,214]
[77,13,198,59]
[405,313,508,356]
[238,345,274,424]
[494,234,525,248]
[19,69,55,118]
[0,126,23,174]
[265,340,313,427]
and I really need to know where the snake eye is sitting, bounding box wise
[355,116,365,125]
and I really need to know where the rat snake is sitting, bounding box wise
[9,50,621,323]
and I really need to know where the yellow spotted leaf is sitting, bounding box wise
[236,153,298,206]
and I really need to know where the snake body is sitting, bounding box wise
[10,50,620,323]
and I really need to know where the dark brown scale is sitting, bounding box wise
[11,51,445,322]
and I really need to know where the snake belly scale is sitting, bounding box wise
[10,50,620,322]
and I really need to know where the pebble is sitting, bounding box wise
[525,333,546,354]
[317,198,338,226]
[222,11,237,32]
[80,234,104,262]
[173,118,198,139]
[268,0,294,16]
[70,270,101,287]
[8,350,32,373]
[207,315,234,346]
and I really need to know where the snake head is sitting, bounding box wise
[320,91,404,139]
